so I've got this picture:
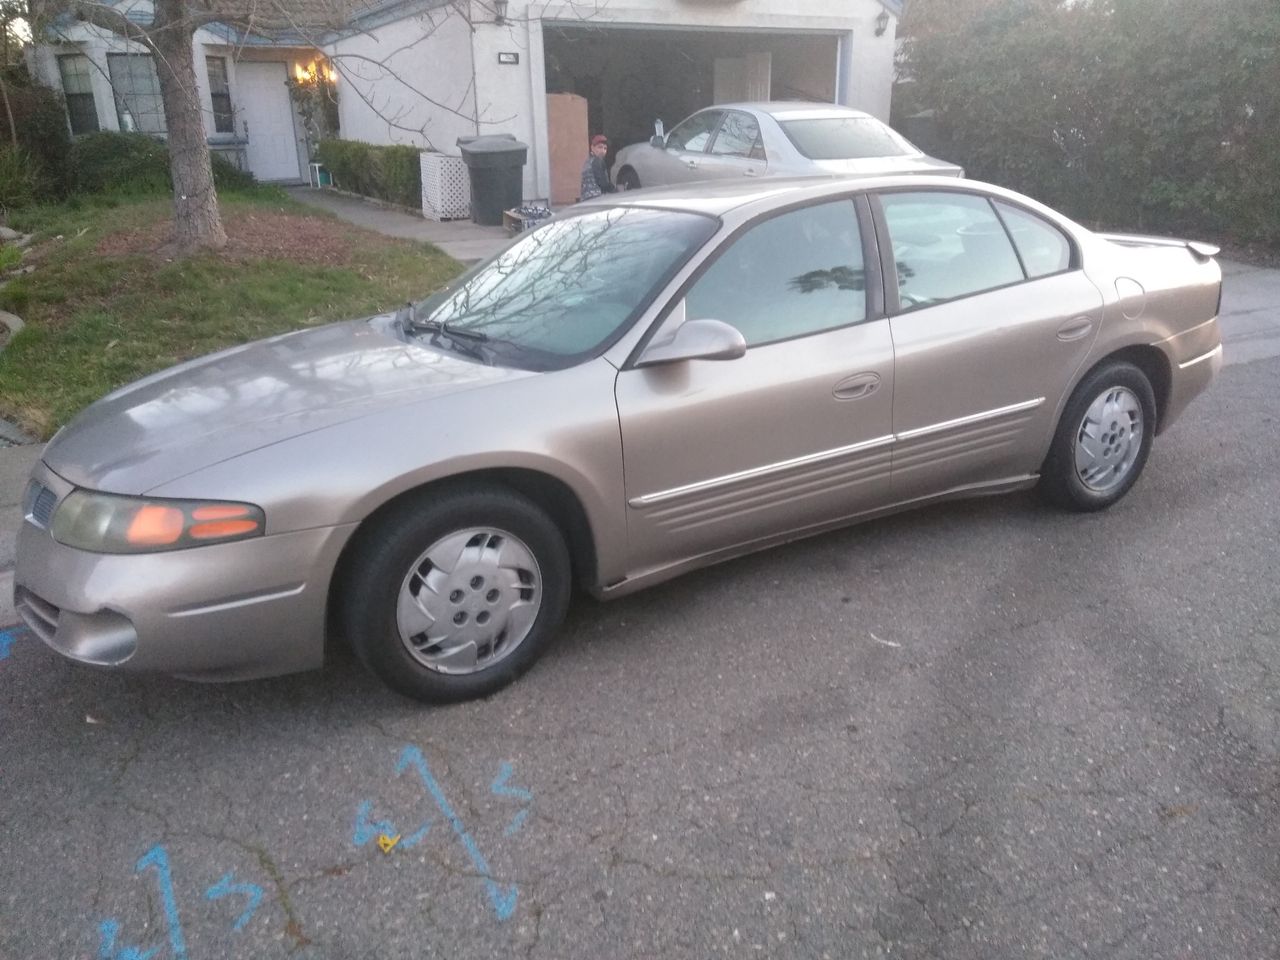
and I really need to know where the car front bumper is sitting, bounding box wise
[13,461,357,681]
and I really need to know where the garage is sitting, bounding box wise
[543,24,843,197]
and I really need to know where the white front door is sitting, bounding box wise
[236,61,301,182]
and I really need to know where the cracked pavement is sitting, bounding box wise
[2,356,1279,959]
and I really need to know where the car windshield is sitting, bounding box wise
[412,207,717,370]
[779,116,918,160]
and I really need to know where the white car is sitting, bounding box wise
[611,101,962,191]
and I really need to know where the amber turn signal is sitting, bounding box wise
[125,505,186,545]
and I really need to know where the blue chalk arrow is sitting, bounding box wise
[397,746,519,921]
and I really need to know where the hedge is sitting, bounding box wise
[897,0,1280,246]
[69,131,257,195]
[316,139,422,208]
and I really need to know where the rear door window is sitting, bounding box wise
[710,111,765,160]
[880,191,1025,309]
[666,111,724,152]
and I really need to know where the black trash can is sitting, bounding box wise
[457,134,528,226]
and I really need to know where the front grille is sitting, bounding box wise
[14,586,60,643]
[22,481,58,529]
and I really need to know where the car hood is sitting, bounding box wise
[810,154,964,177]
[43,315,534,494]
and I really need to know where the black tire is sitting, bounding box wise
[1040,360,1157,512]
[616,168,641,191]
[340,484,571,703]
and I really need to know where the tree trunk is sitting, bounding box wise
[151,3,226,253]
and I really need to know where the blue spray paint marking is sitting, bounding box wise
[490,762,532,836]
[204,872,264,932]
[352,800,430,849]
[396,746,519,921]
[135,845,188,960]
[96,920,158,960]
[503,809,529,837]
[0,625,28,661]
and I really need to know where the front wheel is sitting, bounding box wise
[1039,360,1157,511]
[616,168,641,191]
[340,485,571,703]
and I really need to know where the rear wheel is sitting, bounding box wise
[1040,360,1156,511]
[616,168,641,191]
[341,485,571,703]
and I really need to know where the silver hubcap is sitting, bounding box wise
[1075,385,1143,493]
[396,528,541,675]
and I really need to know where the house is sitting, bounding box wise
[27,0,333,183]
[29,0,903,197]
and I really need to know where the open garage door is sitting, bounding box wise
[544,25,840,198]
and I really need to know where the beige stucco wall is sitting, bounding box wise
[324,9,480,155]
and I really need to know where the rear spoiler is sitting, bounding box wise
[1097,233,1221,263]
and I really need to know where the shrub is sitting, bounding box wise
[0,148,45,211]
[1,66,71,197]
[317,139,422,208]
[69,132,256,196]
[898,0,1280,247]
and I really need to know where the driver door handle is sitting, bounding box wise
[833,372,881,400]
[683,159,699,168]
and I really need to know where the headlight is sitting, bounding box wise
[51,490,265,554]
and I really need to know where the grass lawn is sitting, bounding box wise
[0,188,463,439]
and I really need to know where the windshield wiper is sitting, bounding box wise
[405,314,489,343]
[404,313,492,363]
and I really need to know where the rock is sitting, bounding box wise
[14,234,34,249]
[0,310,23,335]
[0,226,20,241]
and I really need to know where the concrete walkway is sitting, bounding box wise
[285,186,512,264]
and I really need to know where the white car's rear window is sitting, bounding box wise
[780,117,918,160]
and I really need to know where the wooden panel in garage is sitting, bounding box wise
[547,93,589,206]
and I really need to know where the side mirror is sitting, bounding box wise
[636,317,747,367]
[651,119,665,149]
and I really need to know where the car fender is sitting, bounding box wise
[146,358,631,591]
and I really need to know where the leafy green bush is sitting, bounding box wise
[317,139,422,208]
[897,0,1280,246]
[69,132,256,196]
[0,149,45,211]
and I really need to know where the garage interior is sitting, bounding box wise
[544,25,840,164]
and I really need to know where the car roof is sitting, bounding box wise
[577,175,1008,220]
[705,101,876,121]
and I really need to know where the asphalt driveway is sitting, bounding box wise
[2,255,1279,959]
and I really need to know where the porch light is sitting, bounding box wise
[494,0,509,23]
[874,9,891,36]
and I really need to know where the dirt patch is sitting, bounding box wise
[95,208,395,265]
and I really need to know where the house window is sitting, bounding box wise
[106,53,166,135]
[206,57,234,134]
[57,54,100,135]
